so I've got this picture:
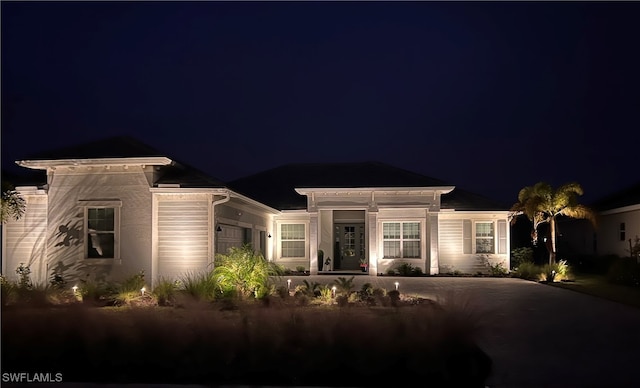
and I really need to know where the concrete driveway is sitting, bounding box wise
[281,274,640,388]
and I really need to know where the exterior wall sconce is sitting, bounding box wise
[268,233,272,238]
[216,225,222,232]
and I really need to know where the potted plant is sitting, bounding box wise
[359,258,368,272]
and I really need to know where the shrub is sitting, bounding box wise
[511,247,534,269]
[213,244,280,299]
[153,277,178,306]
[333,276,355,296]
[386,268,397,276]
[488,262,509,277]
[178,271,218,302]
[513,262,540,280]
[295,266,306,273]
[539,260,570,282]
[16,263,32,290]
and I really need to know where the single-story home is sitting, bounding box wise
[560,182,640,258]
[1,136,510,285]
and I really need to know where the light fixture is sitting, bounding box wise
[268,233,272,238]
[287,279,291,289]
[331,286,337,297]
[216,225,222,232]
[141,287,146,296]
[72,285,78,293]
[394,281,399,291]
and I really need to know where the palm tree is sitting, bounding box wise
[509,182,596,265]
[1,181,26,223]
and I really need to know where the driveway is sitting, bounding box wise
[281,275,640,388]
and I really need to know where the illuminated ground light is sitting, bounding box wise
[331,286,337,297]
[141,287,146,296]
[395,281,399,291]
[287,279,291,289]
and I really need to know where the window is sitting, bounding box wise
[620,223,626,241]
[281,224,305,257]
[475,222,495,254]
[87,208,116,259]
[382,222,421,259]
[464,220,499,254]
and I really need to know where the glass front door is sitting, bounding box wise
[334,223,365,270]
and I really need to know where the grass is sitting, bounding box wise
[1,297,491,387]
[547,272,640,309]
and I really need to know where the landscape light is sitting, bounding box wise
[331,286,337,297]
[394,281,399,291]
[141,287,146,296]
[287,279,291,289]
[72,285,78,293]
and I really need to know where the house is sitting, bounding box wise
[1,136,511,285]
[560,182,640,258]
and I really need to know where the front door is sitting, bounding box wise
[334,223,365,270]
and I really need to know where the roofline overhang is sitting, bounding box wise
[295,186,455,195]
[149,187,281,215]
[599,204,640,215]
[16,157,173,170]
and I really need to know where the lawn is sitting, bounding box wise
[547,272,640,309]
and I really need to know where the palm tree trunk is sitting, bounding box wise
[549,217,557,265]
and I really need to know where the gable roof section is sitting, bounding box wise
[229,162,505,211]
[17,136,226,188]
[590,182,640,211]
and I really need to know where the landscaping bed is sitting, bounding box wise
[2,297,491,387]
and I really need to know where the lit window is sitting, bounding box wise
[475,222,495,254]
[383,222,421,259]
[87,208,117,259]
[281,224,305,258]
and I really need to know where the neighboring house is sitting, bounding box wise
[1,136,510,285]
[560,182,640,258]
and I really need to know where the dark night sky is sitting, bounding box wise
[2,2,639,205]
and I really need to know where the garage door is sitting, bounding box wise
[216,225,251,256]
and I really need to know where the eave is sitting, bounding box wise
[16,157,174,170]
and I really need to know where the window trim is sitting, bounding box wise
[79,200,122,263]
[277,222,308,259]
[475,221,495,254]
[381,221,422,259]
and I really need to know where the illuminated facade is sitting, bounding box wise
[1,137,511,284]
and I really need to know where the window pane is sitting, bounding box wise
[88,208,115,232]
[383,223,400,239]
[476,238,494,254]
[383,241,400,258]
[476,222,494,237]
[403,241,420,258]
[282,224,304,240]
[88,233,115,258]
[282,241,305,257]
[403,222,420,239]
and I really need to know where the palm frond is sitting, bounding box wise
[560,204,597,227]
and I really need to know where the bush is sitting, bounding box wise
[511,247,534,269]
[213,244,280,299]
[513,262,540,280]
[488,262,509,277]
[153,277,179,306]
[178,271,218,302]
[539,260,570,282]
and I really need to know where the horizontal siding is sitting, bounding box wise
[438,218,479,273]
[3,201,47,281]
[157,200,209,280]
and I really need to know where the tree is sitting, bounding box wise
[1,181,26,223]
[509,182,596,265]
